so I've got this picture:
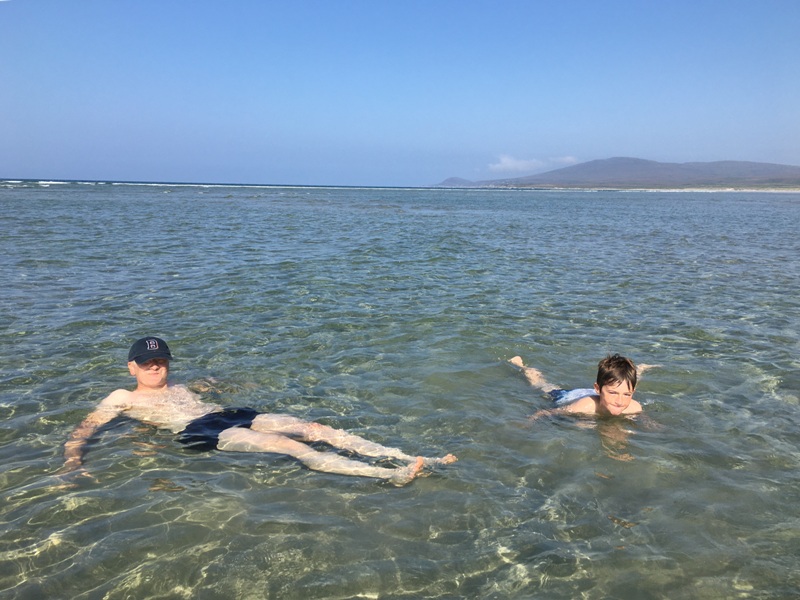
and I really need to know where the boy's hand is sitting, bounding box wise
[637,363,660,375]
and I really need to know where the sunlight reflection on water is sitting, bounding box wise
[1,182,799,598]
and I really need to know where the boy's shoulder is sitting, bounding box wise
[563,394,601,415]
[623,399,643,414]
[563,395,643,416]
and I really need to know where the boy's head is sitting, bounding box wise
[595,354,637,391]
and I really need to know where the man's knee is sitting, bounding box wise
[252,413,306,432]
[217,426,258,451]
[303,422,328,442]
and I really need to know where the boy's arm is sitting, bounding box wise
[530,395,597,421]
[636,363,659,376]
[61,391,129,473]
[529,403,588,421]
[631,412,662,430]
[529,407,568,421]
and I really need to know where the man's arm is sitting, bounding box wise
[61,390,129,473]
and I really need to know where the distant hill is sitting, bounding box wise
[437,157,800,189]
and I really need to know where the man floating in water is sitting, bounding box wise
[62,337,457,486]
[509,354,656,420]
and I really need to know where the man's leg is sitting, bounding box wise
[216,427,424,485]
[249,414,456,466]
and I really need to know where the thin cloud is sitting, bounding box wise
[488,155,578,175]
[489,155,546,173]
[549,156,579,168]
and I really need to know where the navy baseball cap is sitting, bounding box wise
[128,337,173,364]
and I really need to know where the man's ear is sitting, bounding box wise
[593,382,600,393]
[128,361,137,376]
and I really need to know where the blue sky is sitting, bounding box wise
[1,1,798,186]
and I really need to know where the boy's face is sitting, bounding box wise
[594,379,634,416]
[128,358,170,390]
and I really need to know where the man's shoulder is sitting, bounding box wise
[101,388,134,407]
[167,383,190,392]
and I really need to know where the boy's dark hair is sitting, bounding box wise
[596,354,637,391]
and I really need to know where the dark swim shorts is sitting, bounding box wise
[177,408,259,451]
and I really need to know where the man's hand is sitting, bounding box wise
[58,456,83,474]
[54,460,98,488]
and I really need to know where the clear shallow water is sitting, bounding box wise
[1,181,799,599]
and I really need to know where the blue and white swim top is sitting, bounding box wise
[548,388,597,406]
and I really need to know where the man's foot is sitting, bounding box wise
[389,457,425,486]
[423,453,457,467]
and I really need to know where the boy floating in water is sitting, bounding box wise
[62,337,456,486]
[509,354,655,420]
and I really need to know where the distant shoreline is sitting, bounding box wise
[3,178,800,194]
[437,157,800,192]
[435,185,800,193]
